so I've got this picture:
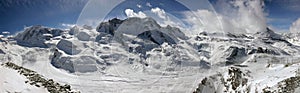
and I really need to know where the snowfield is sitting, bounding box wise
[1,17,300,93]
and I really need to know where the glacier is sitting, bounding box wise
[1,17,300,93]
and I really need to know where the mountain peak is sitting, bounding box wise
[14,25,65,47]
[255,27,282,40]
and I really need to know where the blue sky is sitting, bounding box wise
[0,0,88,34]
[0,0,299,34]
[264,0,300,32]
[104,0,190,20]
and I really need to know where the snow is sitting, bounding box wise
[0,65,47,93]
[56,39,83,55]
[1,17,300,93]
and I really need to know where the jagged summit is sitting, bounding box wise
[255,27,283,40]
[97,17,161,35]
[96,18,124,35]
[96,17,186,39]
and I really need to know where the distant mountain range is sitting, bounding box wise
[1,17,300,93]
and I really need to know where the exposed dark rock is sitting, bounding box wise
[137,30,176,45]
[227,33,253,39]
[0,49,5,54]
[225,46,247,65]
[193,77,216,93]
[267,76,300,93]
[2,62,79,93]
[96,18,124,35]
[50,49,75,73]
[194,67,250,93]
[248,47,281,55]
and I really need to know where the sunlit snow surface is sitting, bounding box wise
[1,0,300,93]
[1,26,300,92]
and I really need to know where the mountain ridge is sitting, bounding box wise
[1,17,300,93]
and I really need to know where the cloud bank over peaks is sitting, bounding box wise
[123,0,268,35]
[180,0,268,35]
[151,7,167,19]
[218,0,267,33]
[233,0,267,33]
[290,18,300,33]
[182,10,219,34]
[150,7,183,28]
[125,9,147,18]
[183,0,267,35]
[124,8,184,30]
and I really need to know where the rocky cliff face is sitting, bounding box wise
[96,18,124,35]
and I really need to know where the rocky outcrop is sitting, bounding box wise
[264,76,300,93]
[96,18,124,35]
[0,49,5,54]
[137,30,176,45]
[194,67,250,93]
[226,33,254,39]
[225,46,247,65]
[50,49,75,73]
[2,62,79,93]
[97,17,187,41]
[193,77,217,93]
[255,28,283,40]
[248,47,281,55]
[224,67,249,92]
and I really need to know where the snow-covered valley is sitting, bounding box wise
[1,17,300,93]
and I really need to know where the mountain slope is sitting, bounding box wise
[0,17,300,93]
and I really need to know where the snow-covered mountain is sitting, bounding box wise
[1,17,300,93]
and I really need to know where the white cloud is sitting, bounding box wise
[232,0,267,33]
[182,0,267,34]
[150,7,183,28]
[137,4,142,8]
[146,2,152,7]
[151,7,167,19]
[124,9,147,18]
[2,31,10,35]
[61,23,75,28]
[124,8,182,29]
[290,18,300,33]
[182,10,225,34]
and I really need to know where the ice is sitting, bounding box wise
[56,39,83,55]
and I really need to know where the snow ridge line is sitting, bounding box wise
[1,62,80,93]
